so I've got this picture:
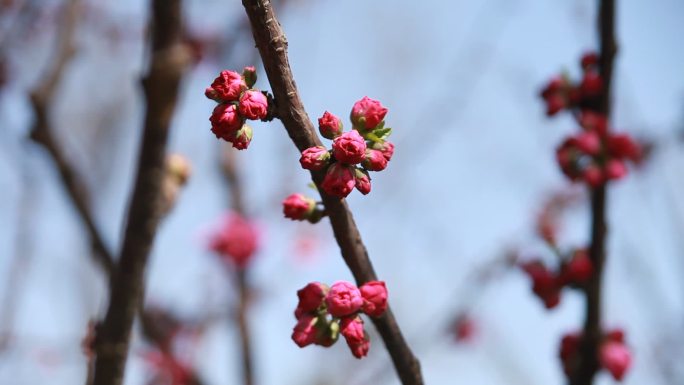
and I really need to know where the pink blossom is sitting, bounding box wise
[340,316,369,359]
[608,133,641,162]
[354,169,371,195]
[318,111,343,139]
[282,193,314,221]
[379,141,394,161]
[363,149,388,171]
[604,159,628,181]
[206,70,246,102]
[320,163,356,198]
[580,52,599,70]
[332,130,367,165]
[232,124,253,150]
[521,261,562,309]
[560,249,593,284]
[580,71,602,98]
[582,164,604,187]
[209,214,259,268]
[325,281,363,317]
[575,131,601,156]
[296,282,328,315]
[600,341,632,381]
[350,96,388,130]
[209,104,242,141]
[299,146,330,171]
[291,314,317,348]
[359,281,388,317]
[238,90,268,120]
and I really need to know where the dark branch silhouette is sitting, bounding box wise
[90,1,190,384]
[570,0,617,384]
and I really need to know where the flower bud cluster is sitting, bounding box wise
[560,328,632,381]
[299,97,394,198]
[208,213,259,269]
[520,249,593,309]
[540,53,642,187]
[205,67,272,150]
[291,280,388,358]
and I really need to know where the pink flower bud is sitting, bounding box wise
[521,261,562,309]
[580,52,599,70]
[318,111,343,139]
[232,124,253,150]
[608,133,641,161]
[340,316,370,359]
[208,70,247,102]
[210,104,243,141]
[321,163,356,198]
[604,159,628,181]
[363,149,388,171]
[560,249,593,284]
[545,94,566,116]
[291,314,317,348]
[583,165,604,187]
[296,282,328,315]
[282,193,315,221]
[579,111,608,135]
[540,76,567,99]
[325,281,363,317]
[209,214,259,269]
[580,71,602,98]
[379,141,394,161]
[600,341,632,381]
[605,328,625,344]
[575,131,602,156]
[299,146,330,171]
[242,66,257,88]
[359,281,388,317]
[332,130,367,165]
[559,332,581,377]
[239,90,269,120]
[350,96,388,130]
[354,169,371,195]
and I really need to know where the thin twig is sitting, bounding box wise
[240,1,423,384]
[90,1,190,384]
[27,0,117,276]
[221,148,254,385]
[570,0,616,384]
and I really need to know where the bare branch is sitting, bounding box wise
[240,1,423,383]
[90,1,190,384]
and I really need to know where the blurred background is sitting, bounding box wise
[0,0,683,384]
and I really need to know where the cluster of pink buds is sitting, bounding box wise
[281,193,325,223]
[520,249,593,309]
[540,53,642,187]
[291,280,388,358]
[540,52,602,116]
[205,67,273,150]
[560,329,632,381]
[298,97,394,198]
[208,213,259,269]
[556,111,642,186]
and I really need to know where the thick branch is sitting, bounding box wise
[240,1,423,384]
[90,1,190,384]
[570,1,616,384]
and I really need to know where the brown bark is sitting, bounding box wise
[90,1,190,385]
[570,0,617,384]
[240,1,423,384]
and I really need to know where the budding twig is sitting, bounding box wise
[90,1,190,384]
[570,0,616,384]
[240,1,423,384]
[221,147,255,385]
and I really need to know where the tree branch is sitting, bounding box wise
[240,1,423,384]
[90,1,190,384]
[570,0,616,384]
[27,0,116,276]
[221,148,254,385]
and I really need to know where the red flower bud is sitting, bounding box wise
[238,90,268,120]
[332,130,367,165]
[359,281,388,317]
[299,146,330,171]
[350,96,388,130]
[207,70,247,102]
[282,193,315,221]
[318,111,343,139]
[321,163,356,198]
[354,168,371,195]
